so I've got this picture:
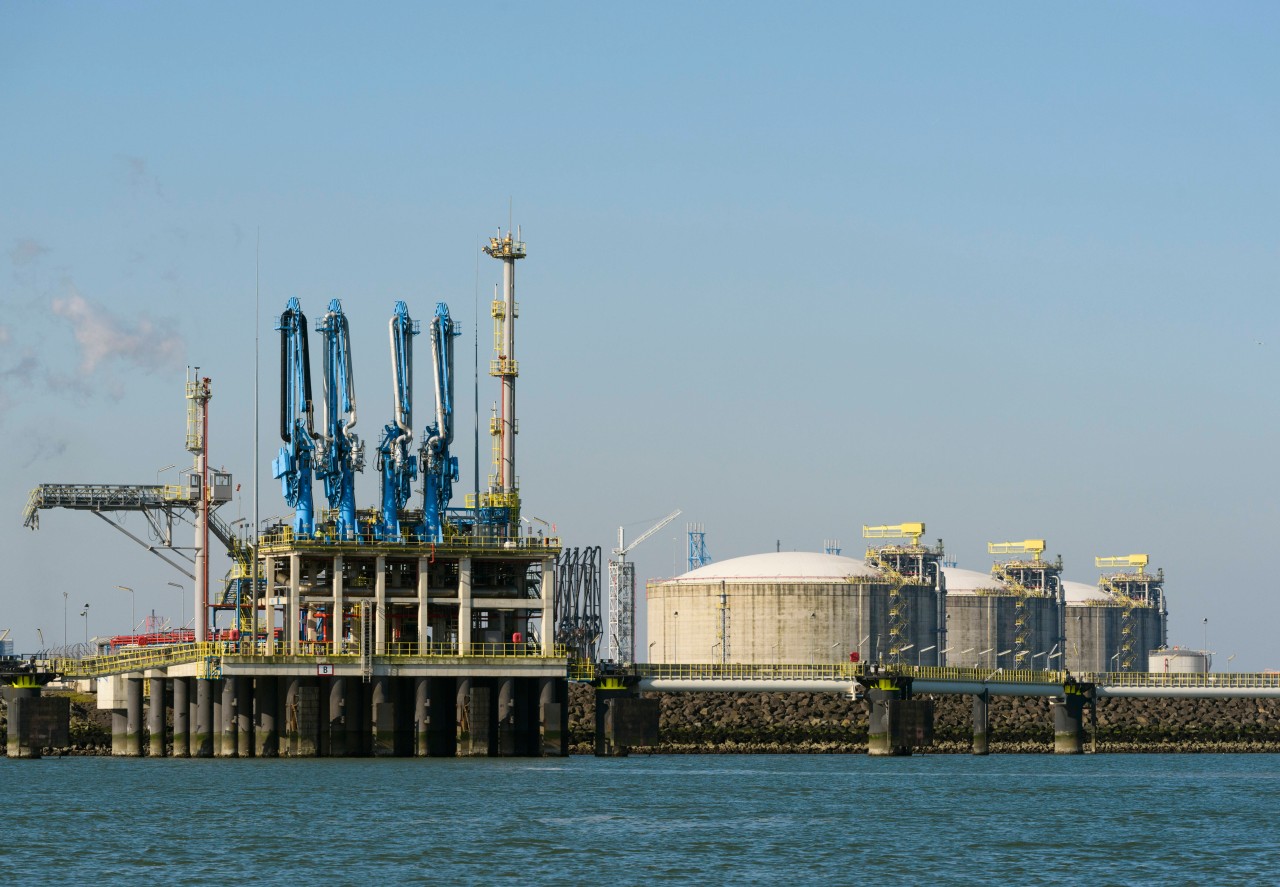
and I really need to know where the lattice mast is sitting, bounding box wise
[482,228,525,538]
[608,509,681,663]
[1096,554,1165,671]
[863,522,945,664]
[687,522,710,571]
[988,539,1064,668]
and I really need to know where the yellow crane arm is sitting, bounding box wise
[988,539,1047,561]
[1096,554,1149,573]
[863,522,926,545]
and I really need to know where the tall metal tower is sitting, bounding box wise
[687,522,710,571]
[482,228,525,538]
[186,369,212,642]
[608,509,681,663]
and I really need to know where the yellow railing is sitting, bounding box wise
[1084,671,1280,689]
[257,528,560,554]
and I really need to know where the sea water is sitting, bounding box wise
[2,754,1277,884]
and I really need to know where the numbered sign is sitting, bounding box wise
[317,664,335,676]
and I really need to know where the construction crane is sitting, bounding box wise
[273,297,318,536]
[314,299,364,540]
[863,522,946,664]
[988,538,1063,669]
[374,301,420,541]
[1096,554,1165,671]
[419,302,460,542]
[608,508,681,664]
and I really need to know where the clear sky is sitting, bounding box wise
[2,3,1276,667]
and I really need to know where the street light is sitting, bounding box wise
[156,463,177,486]
[63,591,68,649]
[1110,650,1121,673]
[80,604,90,645]
[648,640,657,662]
[168,581,185,632]
[116,585,135,636]
[1203,617,1208,654]
[918,644,936,666]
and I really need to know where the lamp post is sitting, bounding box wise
[1110,650,1121,673]
[1203,617,1208,655]
[648,640,656,663]
[116,585,135,636]
[168,581,185,632]
[156,463,176,486]
[80,605,90,645]
[917,644,936,667]
[63,591,68,649]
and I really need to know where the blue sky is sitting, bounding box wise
[2,3,1277,666]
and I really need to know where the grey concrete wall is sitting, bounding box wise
[1065,604,1163,673]
[645,580,942,666]
[944,594,1060,670]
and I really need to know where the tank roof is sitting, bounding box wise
[671,551,879,582]
[1063,579,1110,604]
[941,566,1005,595]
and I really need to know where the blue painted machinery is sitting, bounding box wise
[272,297,317,536]
[314,299,364,539]
[374,301,420,541]
[419,302,460,542]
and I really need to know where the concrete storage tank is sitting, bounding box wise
[645,551,941,665]
[942,565,1062,671]
[1064,581,1165,674]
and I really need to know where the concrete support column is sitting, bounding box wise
[371,675,394,756]
[541,557,555,656]
[865,685,909,757]
[497,676,516,757]
[125,676,143,757]
[172,677,190,758]
[288,553,301,655]
[972,691,990,756]
[417,557,430,654]
[333,554,345,654]
[3,686,65,759]
[414,676,430,756]
[539,677,567,757]
[256,677,279,757]
[236,676,253,757]
[283,676,300,756]
[219,678,237,757]
[194,679,214,757]
[458,558,472,655]
[375,555,387,655]
[111,710,128,756]
[1052,691,1087,755]
[147,676,166,757]
[263,556,277,655]
[329,677,348,757]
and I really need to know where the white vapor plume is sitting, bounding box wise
[51,287,184,374]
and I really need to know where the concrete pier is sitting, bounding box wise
[972,690,990,756]
[125,676,143,757]
[540,677,567,757]
[236,676,253,757]
[219,678,237,757]
[256,676,279,757]
[497,677,516,757]
[1053,686,1088,754]
[3,686,66,758]
[371,676,394,757]
[328,676,348,756]
[173,677,190,757]
[148,677,166,757]
[414,676,429,756]
[194,679,214,757]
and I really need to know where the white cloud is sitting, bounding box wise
[50,286,184,374]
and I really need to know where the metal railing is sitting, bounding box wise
[1084,671,1280,689]
[257,527,561,555]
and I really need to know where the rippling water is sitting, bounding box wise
[3,754,1278,883]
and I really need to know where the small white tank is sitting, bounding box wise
[1149,647,1210,673]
